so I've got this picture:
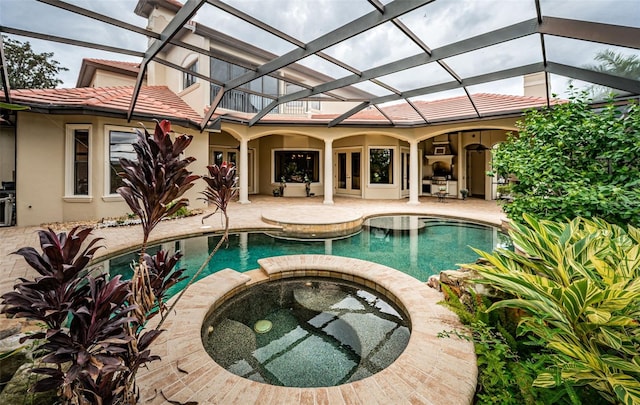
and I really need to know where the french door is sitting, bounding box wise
[335,148,362,197]
[401,148,410,197]
[211,147,256,193]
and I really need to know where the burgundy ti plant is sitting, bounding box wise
[0,228,141,404]
[200,161,238,230]
[117,119,200,253]
[157,162,237,328]
[2,120,236,404]
[114,120,198,400]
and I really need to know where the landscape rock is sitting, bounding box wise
[426,262,499,306]
[0,333,29,385]
[0,363,57,405]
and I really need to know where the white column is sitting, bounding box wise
[239,232,248,269]
[324,239,333,255]
[323,138,334,205]
[238,138,250,204]
[408,139,420,205]
[410,216,419,269]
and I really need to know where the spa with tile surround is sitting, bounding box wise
[137,255,477,404]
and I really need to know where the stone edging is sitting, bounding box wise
[137,255,477,404]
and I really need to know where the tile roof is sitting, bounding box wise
[82,59,141,74]
[311,93,563,124]
[2,86,207,129]
[3,84,563,129]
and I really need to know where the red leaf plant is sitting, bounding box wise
[156,162,237,329]
[116,119,200,253]
[2,121,236,404]
[115,120,199,401]
[0,228,145,404]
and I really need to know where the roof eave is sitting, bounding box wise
[12,103,205,132]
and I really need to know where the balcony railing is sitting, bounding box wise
[211,85,320,116]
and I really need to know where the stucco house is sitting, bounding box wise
[0,0,571,227]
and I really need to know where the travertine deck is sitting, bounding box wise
[137,255,477,404]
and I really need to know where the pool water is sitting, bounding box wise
[201,277,410,387]
[104,216,511,297]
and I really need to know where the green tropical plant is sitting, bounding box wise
[0,101,30,110]
[491,94,640,227]
[438,284,586,404]
[467,215,640,405]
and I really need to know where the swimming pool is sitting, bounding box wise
[103,215,511,297]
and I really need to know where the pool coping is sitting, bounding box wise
[137,255,477,404]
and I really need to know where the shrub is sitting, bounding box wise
[491,93,640,227]
[468,215,640,405]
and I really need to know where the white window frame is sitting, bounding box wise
[368,146,396,187]
[64,124,92,202]
[183,57,199,90]
[103,125,137,201]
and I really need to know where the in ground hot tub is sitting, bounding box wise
[136,255,477,404]
[201,277,410,387]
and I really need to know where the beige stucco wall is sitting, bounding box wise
[12,112,516,226]
[145,7,173,89]
[169,37,211,114]
[0,126,15,185]
[14,112,210,227]
[146,6,211,115]
[257,133,324,197]
[208,131,238,149]
[15,113,66,226]
[90,70,140,88]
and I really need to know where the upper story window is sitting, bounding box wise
[106,127,137,195]
[183,60,198,89]
[65,124,91,197]
[210,57,278,114]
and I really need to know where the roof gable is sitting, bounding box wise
[76,59,142,88]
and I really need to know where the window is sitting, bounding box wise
[274,150,320,183]
[107,128,137,195]
[210,57,278,113]
[183,60,198,89]
[65,124,91,197]
[369,148,394,184]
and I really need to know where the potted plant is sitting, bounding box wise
[279,176,286,197]
[460,188,469,200]
[304,174,311,197]
[496,185,512,200]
